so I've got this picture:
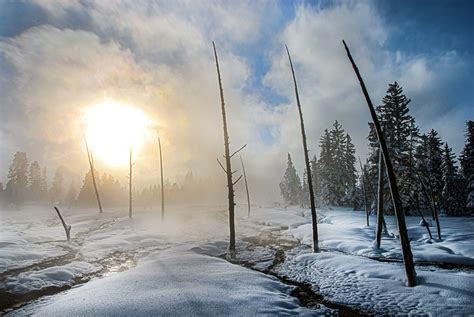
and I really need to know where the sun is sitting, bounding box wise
[83,101,151,167]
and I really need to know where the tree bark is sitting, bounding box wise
[375,148,385,248]
[343,40,417,287]
[358,157,370,226]
[286,45,319,253]
[84,139,103,214]
[54,206,71,242]
[159,138,165,221]
[129,146,133,219]
[240,156,251,218]
[213,42,236,253]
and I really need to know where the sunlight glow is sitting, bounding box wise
[84,101,150,166]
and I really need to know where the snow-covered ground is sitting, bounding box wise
[1,204,473,315]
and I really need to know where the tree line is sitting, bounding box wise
[0,153,210,208]
[280,81,474,217]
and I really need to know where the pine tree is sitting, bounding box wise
[460,120,474,213]
[343,133,357,206]
[329,120,347,205]
[367,82,419,214]
[50,167,64,203]
[318,129,333,206]
[77,170,100,207]
[65,181,77,207]
[442,143,465,216]
[40,167,48,202]
[28,161,42,201]
[5,152,29,204]
[280,153,302,205]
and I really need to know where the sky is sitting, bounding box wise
[0,0,472,202]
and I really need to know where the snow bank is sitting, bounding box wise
[277,251,474,315]
[14,247,318,316]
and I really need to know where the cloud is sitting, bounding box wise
[0,1,470,201]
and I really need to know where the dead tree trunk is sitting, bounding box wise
[343,40,416,287]
[54,206,71,242]
[213,42,246,254]
[286,45,319,253]
[240,156,251,218]
[416,173,441,240]
[375,148,385,248]
[359,157,370,226]
[129,146,133,219]
[159,138,165,222]
[84,139,103,214]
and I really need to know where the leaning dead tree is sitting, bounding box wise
[158,138,165,221]
[359,157,370,227]
[375,148,385,248]
[84,138,103,214]
[286,45,319,253]
[240,155,251,218]
[343,40,416,287]
[129,145,133,219]
[213,42,246,254]
[54,206,71,242]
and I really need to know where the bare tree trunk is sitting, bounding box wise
[416,173,441,240]
[213,42,236,254]
[240,156,251,218]
[129,146,132,219]
[375,148,385,248]
[159,138,165,222]
[358,157,370,226]
[286,45,319,253]
[54,206,71,242]
[84,139,103,214]
[343,40,416,287]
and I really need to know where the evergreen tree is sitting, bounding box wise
[279,153,302,205]
[318,129,333,206]
[441,143,465,216]
[460,120,474,213]
[65,181,78,207]
[28,161,42,201]
[77,169,100,207]
[329,120,347,205]
[40,167,48,202]
[50,167,64,203]
[367,82,419,214]
[342,133,357,205]
[301,169,310,207]
[5,152,29,204]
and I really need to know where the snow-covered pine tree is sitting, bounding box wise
[442,143,465,216]
[279,153,302,205]
[367,82,419,214]
[40,167,48,202]
[318,129,333,206]
[301,169,310,207]
[343,133,357,206]
[329,120,347,206]
[77,169,100,207]
[5,151,29,204]
[50,167,65,203]
[310,155,320,206]
[460,120,474,214]
[28,161,42,201]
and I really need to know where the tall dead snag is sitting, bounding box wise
[286,45,319,253]
[129,146,133,219]
[158,138,165,222]
[359,157,370,227]
[213,42,246,254]
[54,206,71,242]
[375,148,385,248]
[84,138,103,214]
[240,156,251,218]
[343,40,416,286]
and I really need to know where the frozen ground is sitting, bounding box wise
[1,204,473,315]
